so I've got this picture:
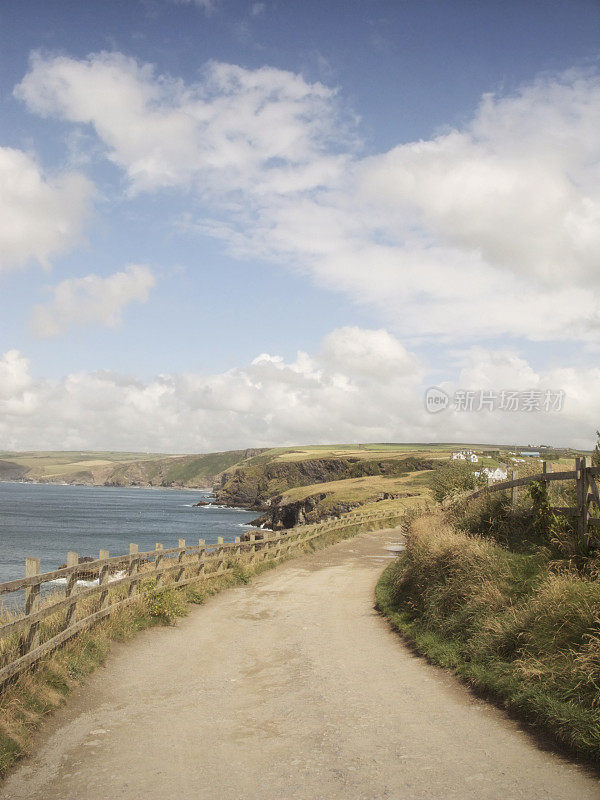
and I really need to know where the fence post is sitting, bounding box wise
[577,456,589,549]
[511,469,519,509]
[99,549,110,610]
[587,468,600,514]
[215,537,224,571]
[128,544,139,597]
[155,543,164,587]
[249,533,256,563]
[22,557,41,655]
[64,551,79,630]
[542,460,552,486]
[176,539,186,584]
[198,539,205,579]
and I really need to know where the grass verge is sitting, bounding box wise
[375,512,600,763]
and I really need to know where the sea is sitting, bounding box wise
[0,482,257,585]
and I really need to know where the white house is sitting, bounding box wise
[482,467,507,482]
[451,449,477,461]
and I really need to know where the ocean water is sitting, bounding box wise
[0,482,256,585]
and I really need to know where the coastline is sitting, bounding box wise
[0,479,213,492]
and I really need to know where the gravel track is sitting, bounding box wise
[2,527,598,799]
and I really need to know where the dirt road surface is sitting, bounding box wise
[2,528,599,800]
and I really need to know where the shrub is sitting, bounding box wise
[143,581,187,623]
[449,491,541,550]
[377,512,600,759]
[429,461,480,503]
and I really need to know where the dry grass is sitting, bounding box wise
[376,511,600,760]
[279,471,433,509]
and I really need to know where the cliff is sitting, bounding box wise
[215,452,434,527]
[215,455,432,507]
[250,488,420,530]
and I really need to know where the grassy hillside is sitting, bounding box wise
[102,450,255,488]
[214,445,441,526]
[0,451,166,483]
[252,470,433,527]
[0,449,261,488]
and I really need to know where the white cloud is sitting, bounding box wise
[0,328,424,451]
[321,327,419,379]
[0,146,94,273]
[15,54,600,342]
[251,3,266,15]
[0,333,596,452]
[0,350,33,400]
[31,265,156,337]
[452,347,540,390]
[430,345,600,449]
[15,52,345,195]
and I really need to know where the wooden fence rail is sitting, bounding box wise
[0,506,403,690]
[456,456,600,548]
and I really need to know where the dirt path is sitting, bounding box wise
[2,528,599,800]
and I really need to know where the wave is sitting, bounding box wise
[49,577,99,588]
[49,570,127,589]
[195,503,250,511]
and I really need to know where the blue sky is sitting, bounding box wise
[1,0,600,451]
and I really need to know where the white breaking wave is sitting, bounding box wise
[49,569,127,589]
[195,503,250,511]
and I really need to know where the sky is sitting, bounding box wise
[2,0,600,452]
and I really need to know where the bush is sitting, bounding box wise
[377,512,600,760]
[450,482,591,564]
[429,461,480,503]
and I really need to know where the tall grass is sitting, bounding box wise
[376,512,600,760]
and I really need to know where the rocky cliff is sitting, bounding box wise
[215,455,433,514]
[250,489,419,530]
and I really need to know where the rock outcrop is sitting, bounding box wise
[215,456,433,511]
[250,490,420,530]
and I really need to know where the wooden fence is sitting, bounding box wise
[458,456,600,547]
[0,507,403,690]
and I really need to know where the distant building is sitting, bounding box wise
[451,449,476,461]
[478,467,507,483]
[520,451,540,457]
